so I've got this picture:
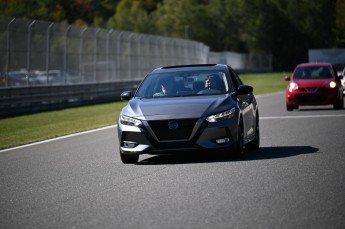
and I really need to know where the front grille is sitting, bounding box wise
[295,94,327,102]
[148,118,198,141]
[304,87,319,92]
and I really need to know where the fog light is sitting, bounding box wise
[216,138,230,144]
[123,141,138,148]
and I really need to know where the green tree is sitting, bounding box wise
[195,0,227,51]
[153,0,199,38]
[335,0,345,47]
[0,0,56,20]
[0,0,344,70]
[107,0,154,33]
[240,0,301,70]
[279,0,336,48]
[200,0,247,52]
[0,0,119,26]
[240,0,340,70]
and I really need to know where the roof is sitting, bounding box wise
[297,63,333,68]
[151,64,228,73]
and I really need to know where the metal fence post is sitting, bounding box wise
[27,20,36,86]
[117,32,124,80]
[137,34,143,77]
[5,18,16,87]
[46,22,54,84]
[148,35,154,68]
[106,29,113,81]
[128,33,134,79]
[94,28,100,82]
[160,37,167,67]
[79,27,88,83]
[64,25,71,84]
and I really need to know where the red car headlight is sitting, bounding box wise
[328,81,337,89]
[289,82,298,92]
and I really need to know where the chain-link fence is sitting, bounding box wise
[0,16,273,89]
[0,16,274,116]
[208,51,272,73]
[0,16,209,87]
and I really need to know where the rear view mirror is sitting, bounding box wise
[284,76,291,81]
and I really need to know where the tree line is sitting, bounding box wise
[1,0,344,70]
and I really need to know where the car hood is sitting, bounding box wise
[292,79,333,88]
[121,95,236,120]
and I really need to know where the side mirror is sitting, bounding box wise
[238,85,253,95]
[120,91,132,101]
[284,75,291,81]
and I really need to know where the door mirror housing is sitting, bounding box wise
[284,75,291,81]
[238,85,253,95]
[120,91,132,101]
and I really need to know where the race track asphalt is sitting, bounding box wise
[1,92,345,229]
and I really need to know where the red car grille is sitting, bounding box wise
[295,94,327,102]
[304,87,319,92]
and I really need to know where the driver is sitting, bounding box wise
[204,74,219,89]
[153,77,176,97]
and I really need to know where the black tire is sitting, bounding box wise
[233,119,245,158]
[286,104,293,111]
[246,116,260,151]
[334,97,343,110]
[287,104,298,111]
[120,150,139,164]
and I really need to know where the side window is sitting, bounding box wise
[228,66,242,91]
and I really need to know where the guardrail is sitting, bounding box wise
[0,81,140,118]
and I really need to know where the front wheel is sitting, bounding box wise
[120,149,139,164]
[334,96,343,109]
[246,119,260,151]
[286,104,298,111]
[233,119,245,158]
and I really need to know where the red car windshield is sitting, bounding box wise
[294,66,333,79]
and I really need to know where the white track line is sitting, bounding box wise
[0,125,117,153]
[255,91,285,98]
[260,114,345,120]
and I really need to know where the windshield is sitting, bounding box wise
[135,70,232,98]
[294,66,334,79]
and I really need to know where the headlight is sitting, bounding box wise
[120,114,142,126]
[206,107,236,122]
[289,82,298,92]
[329,81,337,88]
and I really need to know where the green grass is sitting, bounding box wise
[0,102,127,149]
[240,72,288,94]
[0,73,288,149]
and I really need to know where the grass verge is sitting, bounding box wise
[240,72,288,94]
[0,72,288,149]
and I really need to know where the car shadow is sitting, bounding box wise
[137,146,319,165]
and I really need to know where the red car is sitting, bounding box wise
[285,63,343,111]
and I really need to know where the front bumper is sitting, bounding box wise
[118,116,239,155]
[286,88,339,106]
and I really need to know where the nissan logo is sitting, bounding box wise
[168,120,179,130]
